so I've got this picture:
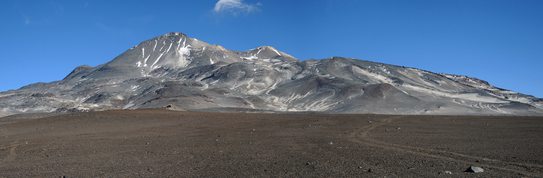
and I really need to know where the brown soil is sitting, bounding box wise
[0,110,542,177]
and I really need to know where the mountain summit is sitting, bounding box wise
[1,32,542,117]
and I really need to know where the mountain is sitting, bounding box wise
[1,32,542,117]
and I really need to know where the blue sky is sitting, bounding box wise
[1,0,542,97]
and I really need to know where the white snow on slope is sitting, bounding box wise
[143,55,150,67]
[506,96,533,104]
[166,42,173,53]
[159,41,166,51]
[269,47,282,56]
[402,84,509,104]
[176,44,191,68]
[141,48,145,58]
[243,56,258,60]
[151,52,166,69]
[352,66,392,83]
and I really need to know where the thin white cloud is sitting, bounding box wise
[214,0,259,14]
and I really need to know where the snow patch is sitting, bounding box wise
[159,41,166,51]
[176,44,192,68]
[165,42,173,53]
[243,56,258,60]
[402,84,508,104]
[269,47,282,56]
[505,96,532,104]
[151,52,166,69]
[352,66,392,83]
[141,48,145,58]
[123,102,135,109]
[177,37,183,44]
[143,55,150,67]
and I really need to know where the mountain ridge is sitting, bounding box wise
[1,32,541,117]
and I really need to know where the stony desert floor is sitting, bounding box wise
[0,110,542,177]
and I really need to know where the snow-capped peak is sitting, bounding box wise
[2,32,541,117]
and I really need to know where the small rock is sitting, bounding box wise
[465,166,484,173]
[329,141,334,145]
[367,168,373,172]
[358,166,363,169]
[444,170,452,174]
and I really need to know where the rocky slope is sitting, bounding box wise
[0,32,542,117]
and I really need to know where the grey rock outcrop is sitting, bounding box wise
[1,32,542,117]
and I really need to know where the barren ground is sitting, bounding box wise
[0,110,542,177]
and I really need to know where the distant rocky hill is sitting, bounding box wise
[1,32,542,117]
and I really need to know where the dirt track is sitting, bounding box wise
[1,110,542,177]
